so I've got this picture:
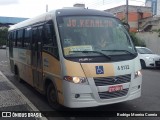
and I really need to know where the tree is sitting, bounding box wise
[129,32,146,47]
[0,28,8,46]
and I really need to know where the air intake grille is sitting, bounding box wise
[94,74,131,86]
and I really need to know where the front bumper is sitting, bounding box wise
[63,75,142,108]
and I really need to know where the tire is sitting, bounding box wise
[140,60,146,69]
[47,83,62,110]
[14,66,22,82]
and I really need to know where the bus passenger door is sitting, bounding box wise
[31,26,43,91]
[8,32,14,71]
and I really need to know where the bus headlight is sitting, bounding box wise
[73,77,81,83]
[135,70,142,78]
[64,76,88,84]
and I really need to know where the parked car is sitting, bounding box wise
[136,46,160,69]
[1,45,6,49]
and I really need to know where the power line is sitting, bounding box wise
[86,0,105,6]
[83,0,147,10]
[86,0,124,8]
[87,0,113,7]
[129,0,145,3]
[86,0,111,6]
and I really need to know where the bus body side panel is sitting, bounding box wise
[42,52,64,105]
[12,48,34,86]
[62,57,142,108]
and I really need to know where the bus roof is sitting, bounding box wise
[9,8,114,31]
[55,8,114,17]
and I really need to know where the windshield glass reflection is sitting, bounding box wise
[58,16,136,57]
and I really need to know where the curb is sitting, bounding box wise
[0,71,48,120]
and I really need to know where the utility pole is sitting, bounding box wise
[126,0,128,24]
[137,8,141,32]
[46,4,48,12]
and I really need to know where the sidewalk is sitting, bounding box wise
[0,71,47,120]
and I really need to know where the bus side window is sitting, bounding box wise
[24,28,31,49]
[8,32,12,47]
[17,29,23,48]
[43,21,59,59]
[13,31,17,47]
[32,27,38,50]
[8,32,14,57]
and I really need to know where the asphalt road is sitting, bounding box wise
[0,49,160,120]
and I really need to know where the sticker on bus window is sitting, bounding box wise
[96,66,104,74]
[64,45,93,55]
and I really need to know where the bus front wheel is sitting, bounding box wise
[47,83,61,110]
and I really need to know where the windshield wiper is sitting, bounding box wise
[69,51,111,60]
[101,50,136,56]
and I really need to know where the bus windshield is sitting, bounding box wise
[57,16,136,58]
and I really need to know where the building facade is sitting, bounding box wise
[157,0,160,15]
[105,5,152,32]
[145,0,160,16]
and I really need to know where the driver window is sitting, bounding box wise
[43,20,59,59]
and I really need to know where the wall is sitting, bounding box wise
[114,11,152,32]
[105,5,152,32]
[136,32,160,55]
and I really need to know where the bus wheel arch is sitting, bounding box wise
[45,79,62,110]
[140,59,146,69]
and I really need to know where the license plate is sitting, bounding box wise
[108,85,123,92]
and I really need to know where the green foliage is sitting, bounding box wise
[0,28,8,46]
[129,32,146,47]
[158,29,160,37]
[150,29,160,37]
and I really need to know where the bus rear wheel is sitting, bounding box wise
[14,66,21,82]
[47,83,61,110]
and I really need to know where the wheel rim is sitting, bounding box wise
[49,88,56,103]
[47,84,61,109]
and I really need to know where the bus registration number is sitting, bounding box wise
[108,85,123,92]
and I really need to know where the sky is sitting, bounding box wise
[0,0,146,18]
